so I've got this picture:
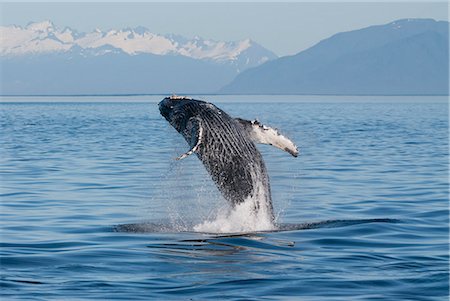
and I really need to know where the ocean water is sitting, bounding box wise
[0,96,448,300]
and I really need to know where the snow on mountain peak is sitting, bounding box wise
[1,20,72,56]
[1,21,277,69]
[26,20,55,32]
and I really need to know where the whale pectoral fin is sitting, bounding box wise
[175,150,194,160]
[176,118,204,160]
[236,118,299,157]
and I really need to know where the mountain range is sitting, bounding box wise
[0,21,276,95]
[221,19,449,95]
[1,19,448,96]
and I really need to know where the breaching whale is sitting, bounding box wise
[159,96,298,221]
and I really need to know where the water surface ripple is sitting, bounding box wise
[0,97,448,300]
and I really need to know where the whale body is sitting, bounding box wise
[159,96,298,221]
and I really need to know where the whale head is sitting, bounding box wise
[158,96,198,132]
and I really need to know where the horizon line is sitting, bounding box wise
[1,93,449,97]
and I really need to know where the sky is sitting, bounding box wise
[0,1,448,56]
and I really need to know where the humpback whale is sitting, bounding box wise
[159,96,298,221]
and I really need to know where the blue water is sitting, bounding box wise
[0,96,448,300]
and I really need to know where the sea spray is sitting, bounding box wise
[193,180,278,233]
[193,201,277,233]
[160,138,279,233]
[164,151,227,231]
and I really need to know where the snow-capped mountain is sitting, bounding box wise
[0,20,276,69]
[0,21,278,95]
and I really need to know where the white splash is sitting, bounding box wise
[192,166,278,233]
[193,197,277,234]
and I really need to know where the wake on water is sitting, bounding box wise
[121,195,278,234]
[116,183,280,234]
[115,216,398,234]
[115,161,397,234]
[113,170,399,235]
[116,186,398,234]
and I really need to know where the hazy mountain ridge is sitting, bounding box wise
[1,50,239,95]
[1,19,448,95]
[0,21,276,67]
[0,20,277,69]
[0,21,277,95]
[220,19,449,95]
